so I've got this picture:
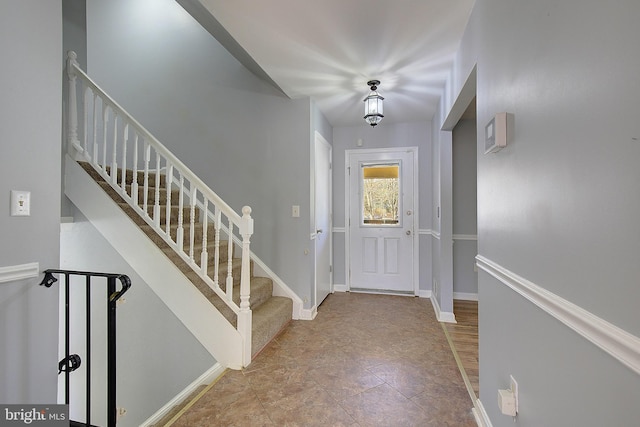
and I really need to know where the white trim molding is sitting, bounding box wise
[476,255,640,376]
[0,262,39,284]
[418,228,436,236]
[333,284,348,292]
[473,399,493,427]
[419,289,432,298]
[454,292,478,301]
[431,295,457,323]
[298,305,318,321]
[140,363,225,426]
[453,234,478,241]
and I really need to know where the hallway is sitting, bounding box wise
[169,293,476,426]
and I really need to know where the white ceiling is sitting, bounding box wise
[195,0,475,127]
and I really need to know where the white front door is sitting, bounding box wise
[347,148,417,293]
[315,133,332,306]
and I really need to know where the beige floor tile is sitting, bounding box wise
[171,293,477,426]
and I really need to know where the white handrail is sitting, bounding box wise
[66,51,253,365]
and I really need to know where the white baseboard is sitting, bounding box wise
[140,363,225,427]
[473,399,493,427]
[333,284,348,292]
[299,305,317,320]
[0,262,39,284]
[454,292,478,301]
[419,289,432,298]
[431,295,457,323]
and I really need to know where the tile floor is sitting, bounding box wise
[172,293,477,426]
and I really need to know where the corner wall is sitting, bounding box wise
[442,0,640,424]
[0,0,62,403]
[85,0,315,307]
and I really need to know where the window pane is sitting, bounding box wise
[362,164,400,225]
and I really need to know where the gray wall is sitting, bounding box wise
[85,0,316,306]
[452,118,477,296]
[332,121,433,292]
[61,214,216,426]
[444,0,640,424]
[0,0,62,403]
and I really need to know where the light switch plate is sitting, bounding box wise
[292,205,300,217]
[11,190,31,216]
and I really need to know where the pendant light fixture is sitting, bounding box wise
[363,80,384,127]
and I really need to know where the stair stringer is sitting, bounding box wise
[65,155,244,369]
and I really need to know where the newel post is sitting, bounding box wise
[238,206,254,366]
[66,51,83,159]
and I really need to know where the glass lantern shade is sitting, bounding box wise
[363,83,384,127]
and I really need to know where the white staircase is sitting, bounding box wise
[64,51,299,369]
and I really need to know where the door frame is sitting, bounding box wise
[345,147,419,295]
[312,131,333,310]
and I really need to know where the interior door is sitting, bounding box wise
[315,134,332,306]
[348,149,416,293]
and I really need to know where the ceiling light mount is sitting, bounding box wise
[364,80,384,127]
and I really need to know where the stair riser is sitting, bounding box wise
[192,241,230,264]
[209,260,251,288]
[99,181,180,209]
[167,224,216,246]
[105,167,166,187]
[183,259,249,289]
[146,206,200,224]
[136,187,182,206]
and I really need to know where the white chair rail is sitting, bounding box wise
[65,51,253,364]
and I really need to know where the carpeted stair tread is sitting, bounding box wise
[162,247,248,289]
[139,223,217,248]
[183,270,273,311]
[251,297,293,357]
[96,179,181,207]
[114,202,199,227]
[190,240,231,264]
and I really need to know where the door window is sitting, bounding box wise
[361,163,401,226]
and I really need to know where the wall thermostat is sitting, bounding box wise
[485,112,508,154]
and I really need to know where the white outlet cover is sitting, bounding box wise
[11,190,31,216]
